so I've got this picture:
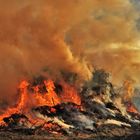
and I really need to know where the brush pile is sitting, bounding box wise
[0,69,140,140]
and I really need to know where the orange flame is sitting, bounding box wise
[0,79,81,124]
[123,80,134,102]
[0,80,29,123]
[127,103,139,114]
[123,80,139,114]
[59,81,81,105]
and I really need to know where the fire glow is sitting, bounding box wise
[0,79,81,124]
[0,72,140,138]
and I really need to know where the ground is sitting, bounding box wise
[0,126,140,140]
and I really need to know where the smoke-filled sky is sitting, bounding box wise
[0,0,140,104]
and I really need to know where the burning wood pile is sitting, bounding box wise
[0,70,140,140]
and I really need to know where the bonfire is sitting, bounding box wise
[0,70,140,140]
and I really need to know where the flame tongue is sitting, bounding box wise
[18,80,29,111]
[33,80,61,107]
[0,81,29,123]
[127,102,139,114]
[123,80,134,102]
[44,80,61,106]
[59,81,81,105]
[0,78,81,124]
[122,80,139,115]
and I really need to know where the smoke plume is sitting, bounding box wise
[0,0,139,104]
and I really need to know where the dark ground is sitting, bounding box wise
[0,126,140,140]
